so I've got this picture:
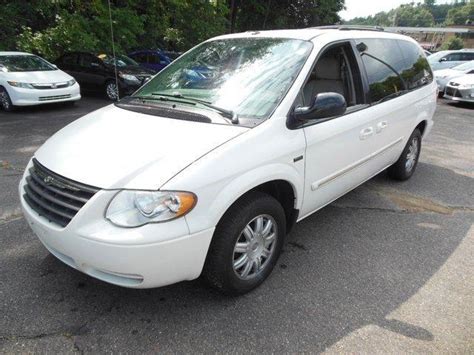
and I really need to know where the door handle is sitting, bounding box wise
[376,121,388,133]
[359,127,374,140]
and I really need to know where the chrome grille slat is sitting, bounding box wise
[23,159,99,228]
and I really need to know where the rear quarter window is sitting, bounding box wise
[358,38,433,104]
[397,40,433,90]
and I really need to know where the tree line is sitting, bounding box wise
[0,0,344,60]
[344,0,473,28]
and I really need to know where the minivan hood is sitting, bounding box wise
[35,105,248,189]
[4,69,73,83]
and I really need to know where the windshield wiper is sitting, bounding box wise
[150,92,239,124]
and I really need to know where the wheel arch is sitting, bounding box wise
[203,164,303,235]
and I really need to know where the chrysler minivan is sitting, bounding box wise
[20,27,436,295]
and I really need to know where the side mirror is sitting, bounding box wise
[291,92,347,126]
[439,57,447,62]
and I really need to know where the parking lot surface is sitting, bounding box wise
[1,97,473,353]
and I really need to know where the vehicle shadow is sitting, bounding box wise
[1,162,472,352]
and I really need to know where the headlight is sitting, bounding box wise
[119,73,140,83]
[7,81,34,89]
[460,83,474,89]
[106,190,197,227]
[67,79,76,86]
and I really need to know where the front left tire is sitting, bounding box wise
[202,191,286,295]
[0,87,14,111]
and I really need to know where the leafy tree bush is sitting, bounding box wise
[440,36,464,50]
[445,2,474,25]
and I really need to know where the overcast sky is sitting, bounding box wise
[339,0,452,20]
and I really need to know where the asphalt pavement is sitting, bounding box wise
[0,96,473,353]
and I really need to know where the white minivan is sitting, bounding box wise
[20,27,436,295]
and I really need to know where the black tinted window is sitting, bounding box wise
[61,53,77,65]
[462,52,474,61]
[397,40,433,90]
[359,39,405,103]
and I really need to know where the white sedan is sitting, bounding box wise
[434,60,474,93]
[444,74,474,103]
[0,52,80,111]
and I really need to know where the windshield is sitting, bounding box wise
[0,55,56,72]
[133,38,313,120]
[98,54,139,67]
[453,60,474,71]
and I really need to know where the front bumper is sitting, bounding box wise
[8,83,81,106]
[19,173,214,289]
[444,85,474,103]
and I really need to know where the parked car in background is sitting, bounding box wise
[444,73,474,103]
[0,51,80,111]
[434,60,474,94]
[20,28,436,295]
[55,52,154,100]
[428,49,474,71]
[128,49,171,73]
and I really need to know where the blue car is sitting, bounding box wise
[128,50,172,73]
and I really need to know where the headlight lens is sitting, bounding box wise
[67,79,76,86]
[119,73,140,83]
[106,190,196,227]
[7,81,34,89]
[460,83,474,89]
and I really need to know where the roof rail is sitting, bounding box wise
[315,25,385,32]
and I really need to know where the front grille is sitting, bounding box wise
[38,94,71,101]
[23,159,99,227]
[32,82,69,90]
[445,87,457,97]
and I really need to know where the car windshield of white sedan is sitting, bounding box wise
[134,38,313,120]
[0,55,56,72]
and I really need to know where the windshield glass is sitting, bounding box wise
[0,55,56,72]
[133,38,313,120]
[98,54,139,67]
[453,60,474,71]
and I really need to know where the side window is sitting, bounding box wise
[132,53,147,63]
[358,39,405,103]
[462,52,474,61]
[79,54,100,68]
[61,54,77,65]
[148,54,160,64]
[397,40,433,90]
[445,53,463,61]
[298,42,364,109]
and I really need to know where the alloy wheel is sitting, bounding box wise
[106,82,119,101]
[0,90,10,110]
[405,136,419,172]
[232,214,277,280]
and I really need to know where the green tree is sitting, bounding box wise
[445,2,474,25]
[441,36,464,49]
[392,4,435,27]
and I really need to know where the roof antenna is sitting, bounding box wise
[107,0,119,101]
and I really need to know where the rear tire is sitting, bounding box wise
[388,128,422,181]
[0,87,14,111]
[202,191,286,295]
